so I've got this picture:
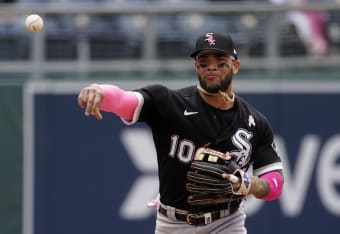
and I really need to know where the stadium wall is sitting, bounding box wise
[1,79,340,234]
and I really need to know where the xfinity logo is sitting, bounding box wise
[119,129,340,219]
[119,128,158,220]
[245,134,340,217]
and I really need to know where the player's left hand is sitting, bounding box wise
[186,147,250,206]
[222,173,241,191]
[78,84,104,120]
[222,169,251,196]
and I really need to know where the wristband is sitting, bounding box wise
[99,85,139,121]
[259,171,283,201]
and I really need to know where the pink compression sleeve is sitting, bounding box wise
[259,171,283,201]
[99,84,139,121]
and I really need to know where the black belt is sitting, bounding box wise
[158,205,237,226]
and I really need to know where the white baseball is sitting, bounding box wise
[25,14,44,32]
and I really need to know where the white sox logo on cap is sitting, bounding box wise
[190,32,238,59]
[205,33,216,45]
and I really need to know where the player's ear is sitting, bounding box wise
[232,60,240,74]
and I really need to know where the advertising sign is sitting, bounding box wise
[23,80,340,234]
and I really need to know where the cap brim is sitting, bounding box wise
[190,48,237,59]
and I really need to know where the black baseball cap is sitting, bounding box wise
[190,32,238,59]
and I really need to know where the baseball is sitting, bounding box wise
[25,14,44,32]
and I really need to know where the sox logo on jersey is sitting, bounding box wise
[230,128,253,168]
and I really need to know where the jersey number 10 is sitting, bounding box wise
[168,135,196,164]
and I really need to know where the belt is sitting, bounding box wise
[158,205,237,226]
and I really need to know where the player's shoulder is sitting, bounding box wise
[134,84,169,99]
[137,84,167,93]
[137,84,196,97]
[177,86,197,97]
[236,95,268,122]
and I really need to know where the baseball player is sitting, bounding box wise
[78,32,284,234]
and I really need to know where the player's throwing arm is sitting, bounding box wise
[78,84,140,122]
[78,84,104,120]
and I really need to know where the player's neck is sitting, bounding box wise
[197,85,235,110]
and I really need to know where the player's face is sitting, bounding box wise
[195,53,239,93]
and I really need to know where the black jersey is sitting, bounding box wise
[131,84,282,212]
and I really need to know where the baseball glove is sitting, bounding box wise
[186,147,251,206]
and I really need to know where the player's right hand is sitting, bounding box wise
[77,84,103,120]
